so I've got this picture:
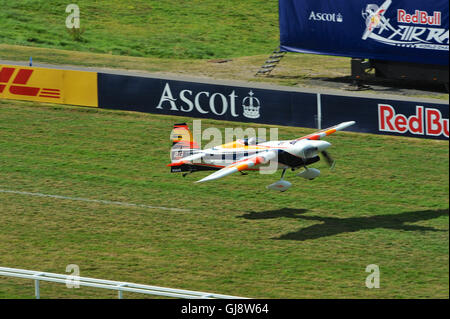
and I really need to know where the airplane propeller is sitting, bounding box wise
[320,150,336,169]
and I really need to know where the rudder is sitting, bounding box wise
[170,123,199,163]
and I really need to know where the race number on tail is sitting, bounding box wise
[170,123,200,163]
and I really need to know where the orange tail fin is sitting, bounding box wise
[170,123,200,163]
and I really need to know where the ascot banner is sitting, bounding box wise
[279,0,449,65]
[97,73,318,128]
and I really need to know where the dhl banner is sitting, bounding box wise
[0,64,98,107]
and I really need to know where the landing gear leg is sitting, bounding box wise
[280,168,287,179]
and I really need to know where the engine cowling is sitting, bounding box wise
[287,140,331,159]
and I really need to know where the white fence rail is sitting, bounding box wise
[0,267,247,299]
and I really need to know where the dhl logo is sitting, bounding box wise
[0,64,98,107]
[0,67,61,99]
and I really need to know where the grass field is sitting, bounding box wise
[0,99,448,298]
[0,0,279,59]
[1,0,448,100]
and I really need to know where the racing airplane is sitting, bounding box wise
[168,121,355,191]
[361,0,392,40]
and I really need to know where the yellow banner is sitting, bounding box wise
[0,64,98,107]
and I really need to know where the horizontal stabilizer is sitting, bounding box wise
[168,152,205,167]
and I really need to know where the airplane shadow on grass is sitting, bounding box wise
[238,208,449,241]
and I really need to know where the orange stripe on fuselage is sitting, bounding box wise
[167,161,187,167]
[235,163,249,171]
[219,141,270,150]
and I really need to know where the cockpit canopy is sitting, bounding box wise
[242,137,266,146]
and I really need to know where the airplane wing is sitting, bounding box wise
[196,150,277,183]
[168,152,206,167]
[296,121,355,141]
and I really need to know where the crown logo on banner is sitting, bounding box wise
[242,90,261,119]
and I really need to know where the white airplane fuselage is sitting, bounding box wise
[169,121,355,190]
[186,139,329,171]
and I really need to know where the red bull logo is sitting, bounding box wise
[361,2,448,52]
[397,10,442,26]
[378,104,449,138]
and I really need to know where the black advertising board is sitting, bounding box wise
[98,72,449,140]
[97,73,317,128]
[320,94,449,140]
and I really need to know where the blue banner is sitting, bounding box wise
[97,72,448,140]
[279,0,449,65]
[97,73,317,128]
[320,95,449,140]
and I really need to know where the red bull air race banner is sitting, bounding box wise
[279,0,449,65]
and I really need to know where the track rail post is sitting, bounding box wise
[35,279,40,299]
